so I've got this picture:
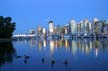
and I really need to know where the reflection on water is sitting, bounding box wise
[0,42,16,67]
[43,39,46,48]
[28,39,108,56]
[25,39,108,56]
[29,40,36,47]
[0,39,108,71]
[50,40,54,54]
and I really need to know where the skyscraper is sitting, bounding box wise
[89,22,92,33]
[83,19,90,33]
[37,26,42,36]
[80,21,84,33]
[42,28,47,38]
[77,23,81,33]
[80,19,92,34]
[93,18,100,34]
[69,20,77,34]
[56,25,61,34]
[29,29,35,34]
[42,28,46,35]
[49,21,54,35]
[106,20,108,34]
[64,24,69,34]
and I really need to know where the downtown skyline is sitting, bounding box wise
[0,0,108,34]
[27,18,108,35]
[13,18,108,37]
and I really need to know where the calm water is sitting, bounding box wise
[0,39,108,71]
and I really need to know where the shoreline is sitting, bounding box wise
[12,34,108,41]
[0,38,11,42]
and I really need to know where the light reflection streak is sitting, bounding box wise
[28,39,108,57]
[50,40,54,54]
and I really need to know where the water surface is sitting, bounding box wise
[0,39,108,71]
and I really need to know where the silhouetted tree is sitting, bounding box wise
[0,16,16,38]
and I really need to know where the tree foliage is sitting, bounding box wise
[0,16,16,38]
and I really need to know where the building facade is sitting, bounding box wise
[69,20,77,34]
[49,21,54,35]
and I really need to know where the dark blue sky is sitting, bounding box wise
[0,0,108,34]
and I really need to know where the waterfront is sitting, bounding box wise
[12,33,108,41]
[0,39,108,71]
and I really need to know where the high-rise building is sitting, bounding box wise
[93,18,100,34]
[105,20,108,34]
[29,29,35,34]
[77,23,81,33]
[49,21,54,35]
[89,22,92,33]
[42,28,47,38]
[53,27,57,34]
[93,18,99,23]
[64,24,69,34]
[79,19,92,34]
[69,20,77,34]
[37,26,42,36]
[42,28,46,35]
[56,25,64,35]
[80,21,84,33]
[98,21,103,34]
[83,19,90,33]
[99,20,108,34]
[56,25,61,34]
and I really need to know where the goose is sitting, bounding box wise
[24,55,30,59]
[51,60,55,64]
[24,59,28,64]
[16,56,22,59]
[51,59,55,67]
[64,59,68,66]
[41,58,45,64]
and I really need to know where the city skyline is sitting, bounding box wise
[27,18,108,35]
[0,1,108,70]
[0,0,108,34]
